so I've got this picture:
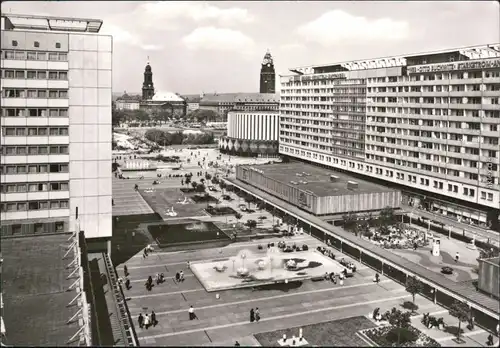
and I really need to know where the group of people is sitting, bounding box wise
[138,310,157,329]
[175,271,185,283]
[249,308,261,322]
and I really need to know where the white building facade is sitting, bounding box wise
[279,44,500,228]
[0,14,112,250]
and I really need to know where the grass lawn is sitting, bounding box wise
[148,221,230,247]
[363,325,441,347]
[139,188,209,218]
[112,213,164,266]
[254,316,376,347]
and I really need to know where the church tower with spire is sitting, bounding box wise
[259,50,275,94]
[142,58,155,100]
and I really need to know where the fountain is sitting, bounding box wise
[190,246,345,292]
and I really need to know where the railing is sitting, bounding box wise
[102,253,138,346]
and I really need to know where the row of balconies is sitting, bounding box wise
[1,98,69,108]
[1,209,70,222]
[0,190,69,202]
[280,77,500,92]
[1,154,69,164]
[366,91,499,98]
[1,117,69,126]
[1,136,70,146]
[1,172,70,183]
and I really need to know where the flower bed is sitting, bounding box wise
[362,325,441,347]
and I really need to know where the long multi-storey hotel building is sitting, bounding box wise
[279,44,500,228]
[0,14,113,251]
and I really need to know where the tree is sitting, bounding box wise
[196,183,206,193]
[449,300,470,342]
[185,176,191,187]
[342,212,359,235]
[205,173,212,182]
[244,194,254,209]
[234,212,242,223]
[405,276,424,307]
[191,181,198,189]
[379,206,396,226]
[257,201,266,211]
[219,181,227,193]
[112,109,126,126]
[386,307,412,346]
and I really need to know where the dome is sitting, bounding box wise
[145,64,152,72]
[152,91,184,102]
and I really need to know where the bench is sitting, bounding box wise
[311,276,325,282]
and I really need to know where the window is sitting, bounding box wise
[37,71,46,79]
[12,40,18,47]
[50,201,60,209]
[40,201,49,210]
[39,146,48,155]
[49,90,58,98]
[49,109,59,117]
[59,53,67,61]
[50,146,59,154]
[34,41,40,48]
[55,221,64,231]
[59,91,68,98]
[28,128,37,136]
[16,128,25,136]
[27,71,36,79]
[48,53,58,61]
[48,72,58,80]
[37,52,46,60]
[488,193,493,201]
[29,202,39,210]
[60,200,69,209]
[38,128,47,136]
[12,225,22,234]
[38,90,47,98]
[28,147,37,155]
[49,164,60,173]
[27,52,36,60]
[27,90,37,98]
[4,70,14,78]
[59,72,67,80]
[15,71,24,79]
[50,128,59,136]
[55,42,61,49]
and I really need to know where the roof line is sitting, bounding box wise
[291,42,500,70]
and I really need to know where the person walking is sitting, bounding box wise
[125,277,131,290]
[188,305,197,320]
[144,314,150,329]
[250,308,255,323]
[179,271,184,282]
[255,308,261,322]
[138,313,144,329]
[455,252,460,263]
[124,265,128,277]
[151,310,157,327]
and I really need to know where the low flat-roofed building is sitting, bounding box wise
[236,162,401,216]
[477,257,499,300]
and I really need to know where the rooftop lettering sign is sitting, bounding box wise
[292,73,346,82]
[407,58,500,74]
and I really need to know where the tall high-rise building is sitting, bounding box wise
[0,14,113,251]
[279,44,500,228]
[142,60,154,100]
[260,50,276,94]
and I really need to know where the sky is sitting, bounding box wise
[2,1,499,95]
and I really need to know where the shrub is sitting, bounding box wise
[402,301,419,311]
[386,327,418,345]
[246,220,257,228]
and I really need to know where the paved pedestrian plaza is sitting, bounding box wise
[117,234,461,347]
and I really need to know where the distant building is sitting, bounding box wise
[115,93,141,110]
[199,92,279,121]
[138,61,186,117]
[218,93,280,157]
[260,50,276,94]
[181,94,202,111]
